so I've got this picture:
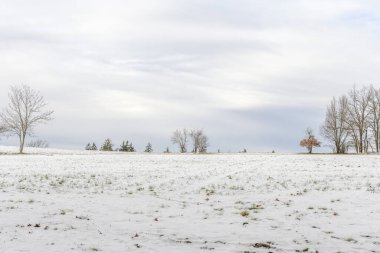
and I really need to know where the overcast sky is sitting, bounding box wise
[1,0,380,152]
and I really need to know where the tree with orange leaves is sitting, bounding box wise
[300,127,321,154]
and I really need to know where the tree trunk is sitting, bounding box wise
[335,140,340,154]
[376,128,380,153]
[19,133,26,153]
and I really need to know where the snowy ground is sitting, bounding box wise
[1,149,380,252]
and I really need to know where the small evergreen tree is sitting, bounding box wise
[129,143,135,152]
[120,140,135,152]
[144,142,153,153]
[86,142,97,151]
[164,147,170,153]
[101,138,113,151]
[120,141,129,152]
[85,143,91,150]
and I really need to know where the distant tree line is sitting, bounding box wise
[86,129,210,154]
[317,85,380,154]
[85,139,153,153]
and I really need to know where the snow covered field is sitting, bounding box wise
[1,149,380,253]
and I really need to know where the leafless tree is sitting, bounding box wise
[199,134,209,153]
[189,129,201,153]
[368,86,380,152]
[346,86,371,153]
[171,128,188,153]
[0,85,53,153]
[190,129,209,153]
[320,95,350,153]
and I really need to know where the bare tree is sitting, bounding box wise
[0,85,53,153]
[190,129,209,153]
[199,134,209,153]
[321,85,380,154]
[346,86,371,153]
[171,128,188,153]
[320,96,350,153]
[189,129,201,153]
[300,127,321,154]
[368,86,380,152]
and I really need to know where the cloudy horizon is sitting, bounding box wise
[1,0,380,152]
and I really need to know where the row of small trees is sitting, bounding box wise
[89,129,211,154]
[321,85,380,153]
[171,128,209,153]
[85,139,153,152]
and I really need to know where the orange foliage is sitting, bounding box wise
[300,137,321,153]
